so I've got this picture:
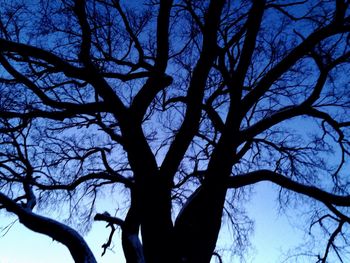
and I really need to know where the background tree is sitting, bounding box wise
[1,0,350,262]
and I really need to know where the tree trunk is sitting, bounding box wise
[173,182,227,263]
[138,177,175,263]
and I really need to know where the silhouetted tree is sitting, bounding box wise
[1,0,350,262]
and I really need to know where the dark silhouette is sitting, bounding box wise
[1,0,350,262]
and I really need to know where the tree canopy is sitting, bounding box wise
[1,0,350,262]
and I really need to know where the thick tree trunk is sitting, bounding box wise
[121,192,145,263]
[171,115,240,262]
[138,177,175,263]
[121,123,175,263]
[122,138,173,261]
[122,231,145,263]
[173,182,227,263]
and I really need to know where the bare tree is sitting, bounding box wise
[1,0,350,262]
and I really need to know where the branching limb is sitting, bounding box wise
[319,220,345,263]
[0,39,86,79]
[227,170,350,206]
[161,0,226,178]
[0,192,97,263]
[94,210,145,263]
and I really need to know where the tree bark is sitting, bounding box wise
[173,182,227,263]
[138,176,175,263]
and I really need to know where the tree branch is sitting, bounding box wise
[227,170,350,206]
[32,172,133,191]
[234,0,266,89]
[0,39,86,79]
[0,192,97,263]
[129,0,174,122]
[73,0,92,63]
[161,0,226,178]
[241,21,349,115]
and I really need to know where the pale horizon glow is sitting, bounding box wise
[0,182,305,263]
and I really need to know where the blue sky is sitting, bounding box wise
[246,183,304,263]
[0,182,305,263]
[0,1,345,262]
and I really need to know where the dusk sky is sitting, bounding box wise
[1,0,350,262]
